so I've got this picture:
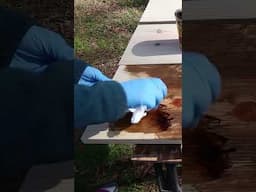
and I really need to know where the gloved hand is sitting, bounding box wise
[78,65,111,86]
[120,78,167,109]
[183,52,221,128]
[10,25,74,72]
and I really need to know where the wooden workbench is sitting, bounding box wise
[82,0,182,144]
[81,65,182,144]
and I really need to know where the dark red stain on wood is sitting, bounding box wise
[156,104,174,131]
[183,116,236,180]
[232,101,256,122]
[172,98,182,108]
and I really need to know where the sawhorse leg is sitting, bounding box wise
[154,163,181,192]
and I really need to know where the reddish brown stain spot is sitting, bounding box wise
[156,104,174,131]
[172,98,182,108]
[232,101,256,122]
[183,115,236,179]
[111,104,175,132]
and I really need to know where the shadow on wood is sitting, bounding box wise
[132,39,180,56]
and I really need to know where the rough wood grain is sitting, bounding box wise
[81,65,182,144]
[183,21,256,191]
[140,0,181,24]
[118,24,181,65]
[183,75,256,191]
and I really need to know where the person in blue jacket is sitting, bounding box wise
[0,6,168,177]
[0,5,221,189]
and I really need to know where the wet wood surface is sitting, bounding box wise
[131,144,182,163]
[183,72,256,191]
[139,0,181,24]
[182,20,256,191]
[81,65,182,144]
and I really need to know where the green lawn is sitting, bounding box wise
[74,0,160,191]
[75,0,148,77]
[74,144,158,191]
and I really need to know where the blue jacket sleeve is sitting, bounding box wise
[74,81,128,128]
[74,59,128,128]
[74,59,89,83]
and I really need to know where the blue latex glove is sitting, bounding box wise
[183,52,221,128]
[78,65,111,86]
[10,25,74,72]
[121,78,167,109]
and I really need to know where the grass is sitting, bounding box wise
[74,0,159,191]
[74,144,158,191]
[75,0,148,77]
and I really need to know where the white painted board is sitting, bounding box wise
[119,24,181,65]
[140,0,182,24]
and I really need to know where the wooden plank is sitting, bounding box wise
[81,65,182,144]
[131,144,182,163]
[182,21,256,191]
[183,0,256,21]
[140,0,181,24]
[131,157,181,163]
[183,33,256,190]
[119,24,181,65]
